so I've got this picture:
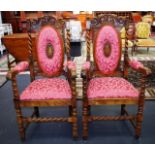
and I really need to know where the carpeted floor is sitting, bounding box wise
[0,74,155,144]
[0,77,7,88]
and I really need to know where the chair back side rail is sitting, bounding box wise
[86,14,135,80]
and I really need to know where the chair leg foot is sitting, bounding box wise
[72,107,78,139]
[82,107,89,140]
[135,112,143,139]
[82,120,88,140]
[15,105,26,142]
[18,123,26,142]
[72,123,78,139]
[20,132,26,142]
[73,134,78,140]
[135,134,140,139]
[135,125,142,139]
[135,99,144,139]
[82,135,88,140]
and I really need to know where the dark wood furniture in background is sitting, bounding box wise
[94,11,132,20]
[2,33,36,69]
[1,11,58,33]
[1,11,21,33]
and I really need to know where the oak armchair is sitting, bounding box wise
[82,15,151,139]
[7,16,78,141]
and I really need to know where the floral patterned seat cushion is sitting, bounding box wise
[135,39,155,47]
[136,22,151,38]
[20,78,72,100]
[87,77,139,99]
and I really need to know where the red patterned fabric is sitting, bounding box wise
[82,61,91,70]
[95,25,121,75]
[87,77,139,99]
[12,61,29,72]
[37,26,63,76]
[129,60,144,70]
[20,78,72,100]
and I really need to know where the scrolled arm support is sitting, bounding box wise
[7,61,29,80]
[81,61,93,100]
[64,61,77,104]
[128,59,151,99]
[6,61,29,100]
[128,59,151,76]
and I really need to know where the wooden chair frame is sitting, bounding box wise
[90,14,136,55]
[7,16,78,141]
[82,14,151,139]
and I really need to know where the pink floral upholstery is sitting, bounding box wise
[63,60,76,70]
[20,78,72,100]
[82,61,91,70]
[129,60,144,70]
[95,25,121,75]
[37,26,63,76]
[87,77,139,99]
[12,61,29,72]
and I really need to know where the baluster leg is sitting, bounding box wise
[72,106,78,139]
[15,101,25,141]
[82,105,89,140]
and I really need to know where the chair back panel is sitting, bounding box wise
[135,22,151,38]
[37,26,64,76]
[94,25,121,75]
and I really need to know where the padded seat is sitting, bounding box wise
[87,77,139,99]
[135,38,155,47]
[20,78,72,100]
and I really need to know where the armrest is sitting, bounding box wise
[82,61,91,71]
[128,59,151,76]
[64,60,76,79]
[6,61,29,100]
[81,61,92,81]
[64,60,76,69]
[64,60,76,100]
[7,61,29,80]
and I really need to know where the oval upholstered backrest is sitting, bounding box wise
[37,26,63,76]
[94,25,121,75]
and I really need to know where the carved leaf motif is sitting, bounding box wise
[46,43,54,59]
[103,41,111,57]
